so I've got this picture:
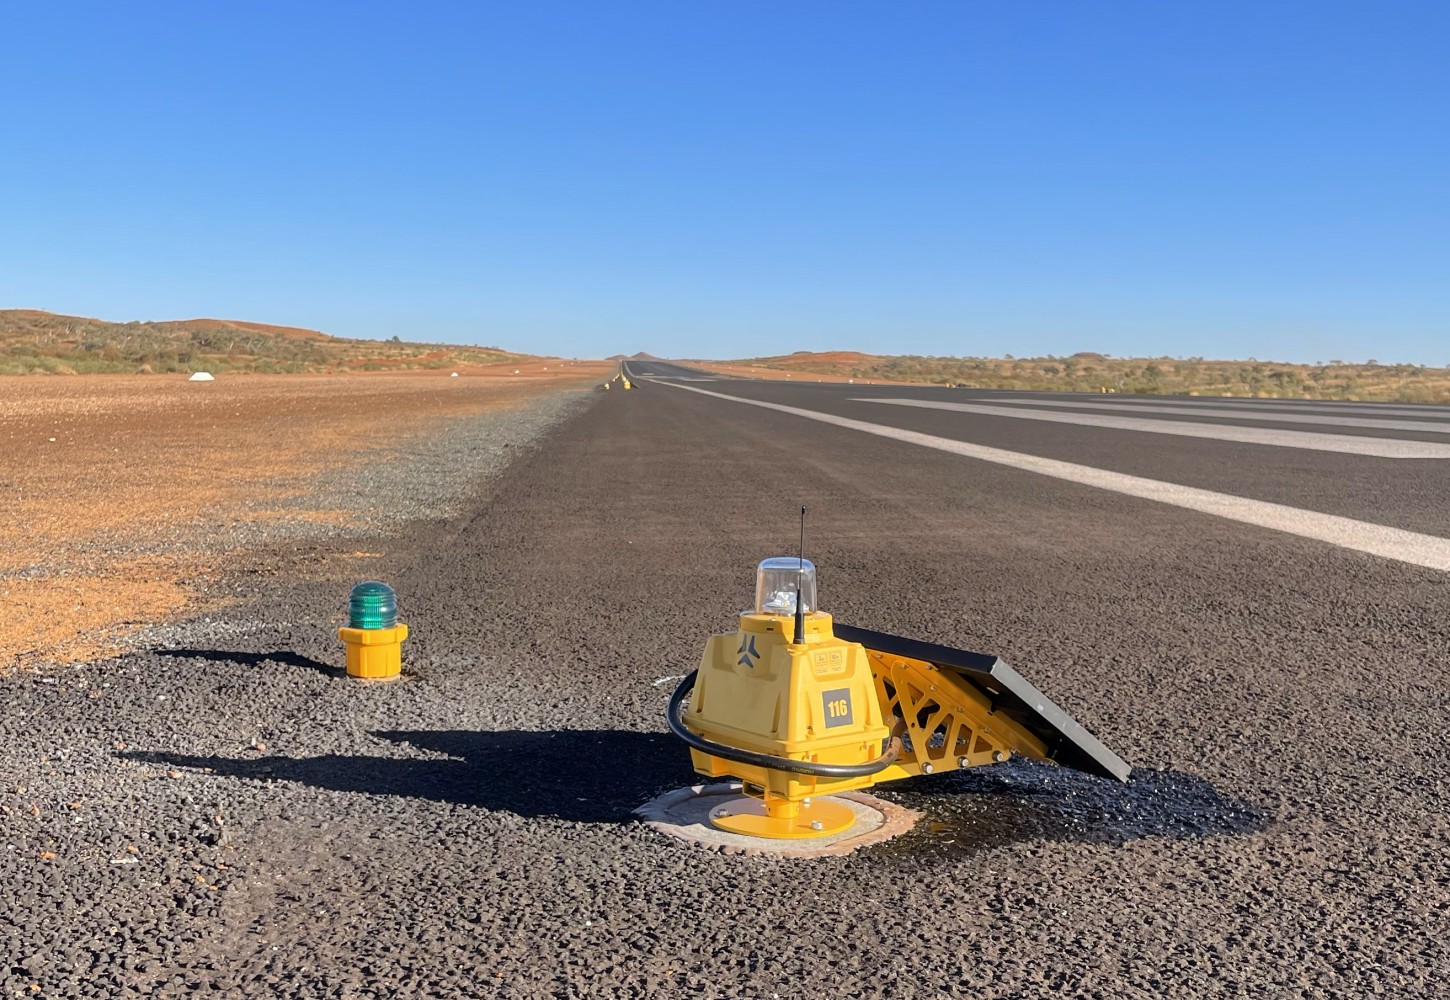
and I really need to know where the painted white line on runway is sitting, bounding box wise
[656,382,1450,574]
[993,395,1450,420]
[856,399,1450,458]
[963,397,1450,434]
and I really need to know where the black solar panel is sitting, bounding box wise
[834,623,1132,782]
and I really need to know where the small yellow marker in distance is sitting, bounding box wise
[338,581,408,681]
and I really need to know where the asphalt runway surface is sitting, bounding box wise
[4,365,1448,997]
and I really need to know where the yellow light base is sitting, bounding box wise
[708,795,858,840]
[338,623,409,681]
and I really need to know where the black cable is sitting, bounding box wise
[666,670,901,778]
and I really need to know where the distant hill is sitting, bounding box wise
[161,317,331,341]
[718,349,1450,403]
[0,310,531,375]
[749,350,877,370]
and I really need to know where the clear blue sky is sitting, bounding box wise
[2,2,1446,363]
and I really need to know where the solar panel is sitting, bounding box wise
[834,623,1132,782]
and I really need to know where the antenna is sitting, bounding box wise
[793,506,807,645]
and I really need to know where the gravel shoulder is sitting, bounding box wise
[0,371,604,667]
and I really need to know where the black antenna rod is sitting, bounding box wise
[793,506,807,645]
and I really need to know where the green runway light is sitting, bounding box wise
[348,581,398,630]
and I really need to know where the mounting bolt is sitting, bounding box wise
[958,756,970,769]
[992,750,1009,762]
[810,821,824,831]
[922,763,933,774]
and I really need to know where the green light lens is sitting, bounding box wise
[348,581,398,630]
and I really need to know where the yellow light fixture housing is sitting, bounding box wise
[666,558,1130,840]
[339,581,409,681]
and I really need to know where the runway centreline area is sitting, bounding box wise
[975,396,1450,434]
[860,398,1450,458]
[628,360,1450,550]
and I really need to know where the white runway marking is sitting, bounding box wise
[656,382,1450,574]
[857,399,1450,458]
[994,395,1450,420]
[963,397,1450,434]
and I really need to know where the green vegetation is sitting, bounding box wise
[733,351,1450,404]
[0,310,525,375]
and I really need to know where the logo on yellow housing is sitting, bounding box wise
[736,635,760,668]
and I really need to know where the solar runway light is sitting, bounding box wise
[338,581,409,681]
[654,515,1131,846]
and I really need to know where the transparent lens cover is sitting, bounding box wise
[754,557,816,615]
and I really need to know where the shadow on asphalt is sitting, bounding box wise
[155,648,344,678]
[876,758,1270,856]
[123,731,1266,851]
[122,730,697,823]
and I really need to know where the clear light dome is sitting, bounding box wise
[754,557,816,616]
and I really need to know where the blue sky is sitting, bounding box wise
[2,2,1446,362]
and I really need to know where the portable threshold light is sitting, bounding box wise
[338,581,409,681]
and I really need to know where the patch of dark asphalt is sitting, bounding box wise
[874,759,1269,861]
[120,743,1257,841]
[155,648,343,678]
[674,375,1450,538]
[1,383,1447,997]
[123,729,695,824]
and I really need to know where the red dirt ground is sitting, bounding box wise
[0,366,612,667]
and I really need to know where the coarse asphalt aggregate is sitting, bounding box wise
[2,368,1447,997]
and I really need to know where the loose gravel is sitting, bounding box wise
[1,375,596,666]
